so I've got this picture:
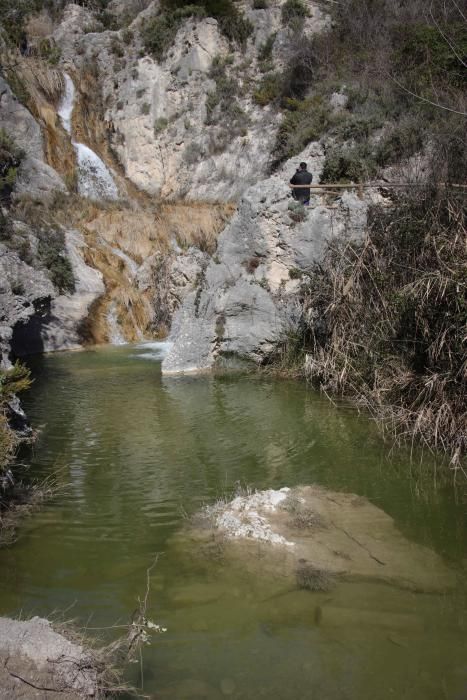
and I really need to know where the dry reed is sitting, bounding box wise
[276,184,466,470]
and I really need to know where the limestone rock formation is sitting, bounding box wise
[0,226,104,365]
[0,244,54,366]
[40,229,105,353]
[0,77,65,200]
[162,143,371,373]
[52,1,330,200]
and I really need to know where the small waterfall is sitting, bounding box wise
[106,301,127,345]
[58,73,118,201]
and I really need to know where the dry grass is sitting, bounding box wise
[276,185,466,471]
[283,493,325,530]
[14,193,235,343]
[25,11,54,42]
[0,472,64,547]
[3,51,63,112]
[156,201,236,255]
[296,562,335,592]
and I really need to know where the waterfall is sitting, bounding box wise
[58,73,118,201]
[106,302,127,345]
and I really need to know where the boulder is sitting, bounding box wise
[0,616,99,699]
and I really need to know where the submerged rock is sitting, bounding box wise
[187,486,456,594]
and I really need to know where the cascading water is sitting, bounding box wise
[57,73,119,201]
[106,301,127,345]
[58,73,128,344]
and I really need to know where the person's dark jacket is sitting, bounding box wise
[290,169,313,202]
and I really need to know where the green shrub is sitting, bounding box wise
[143,0,252,60]
[154,116,168,134]
[38,38,61,65]
[273,96,332,166]
[121,28,133,45]
[0,210,12,241]
[281,0,309,27]
[205,56,248,134]
[110,36,124,57]
[395,23,467,90]
[254,73,282,105]
[331,114,383,143]
[258,32,276,62]
[376,120,424,167]
[0,130,24,201]
[37,228,75,294]
[0,362,31,402]
[0,361,31,476]
[253,0,268,7]
[320,144,378,183]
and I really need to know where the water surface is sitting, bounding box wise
[1,344,466,699]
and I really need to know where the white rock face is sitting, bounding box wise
[162,142,372,374]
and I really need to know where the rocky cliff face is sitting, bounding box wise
[0,224,105,366]
[162,143,374,373]
[52,1,330,199]
[0,0,371,369]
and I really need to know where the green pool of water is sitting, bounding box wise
[1,344,466,699]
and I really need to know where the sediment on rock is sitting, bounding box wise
[186,485,456,594]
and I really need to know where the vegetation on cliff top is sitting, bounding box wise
[256,0,467,174]
[142,0,253,60]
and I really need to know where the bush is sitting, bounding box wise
[258,32,276,71]
[273,96,332,166]
[280,182,467,464]
[0,130,24,201]
[167,0,252,46]
[205,56,249,135]
[376,119,425,167]
[253,73,282,105]
[0,362,31,475]
[281,0,310,27]
[154,117,169,134]
[37,228,75,293]
[143,0,252,60]
[320,144,378,183]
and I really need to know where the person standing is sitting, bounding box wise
[290,162,313,205]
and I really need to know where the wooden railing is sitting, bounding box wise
[289,182,467,194]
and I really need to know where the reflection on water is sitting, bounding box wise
[0,344,466,699]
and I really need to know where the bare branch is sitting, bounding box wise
[429,0,467,69]
[386,71,467,116]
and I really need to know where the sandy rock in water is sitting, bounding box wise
[190,486,456,594]
[0,616,99,699]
